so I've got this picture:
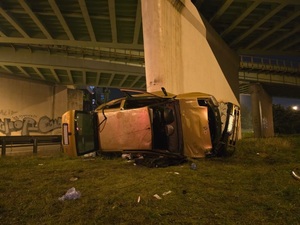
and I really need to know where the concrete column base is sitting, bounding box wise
[249,83,274,138]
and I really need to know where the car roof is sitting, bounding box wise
[96,88,219,111]
[120,88,176,98]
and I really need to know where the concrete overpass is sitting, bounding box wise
[0,0,298,88]
[0,0,299,137]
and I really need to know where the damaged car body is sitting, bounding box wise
[62,88,240,159]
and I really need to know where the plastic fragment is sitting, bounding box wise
[292,170,300,180]
[162,191,172,196]
[122,153,131,160]
[59,187,81,201]
[190,163,197,170]
[153,194,162,200]
[70,177,78,181]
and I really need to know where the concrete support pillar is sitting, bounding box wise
[141,0,239,104]
[52,86,68,118]
[141,0,183,94]
[67,88,84,110]
[249,84,274,138]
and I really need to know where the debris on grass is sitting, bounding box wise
[153,194,162,200]
[190,163,197,170]
[153,191,172,200]
[162,190,172,196]
[70,177,78,181]
[167,172,179,175]
[137,196,141,203]
[291,169,300,180]
[59,187,81,201]
[122,153,131,160]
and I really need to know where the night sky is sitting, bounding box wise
[273,97,300,108]
[240,94,300,110]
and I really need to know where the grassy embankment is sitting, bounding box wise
[1,136,300,224]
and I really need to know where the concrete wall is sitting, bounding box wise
[141,0,239,104]
[0,77,83,136]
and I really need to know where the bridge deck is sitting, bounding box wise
[239,56,300,96]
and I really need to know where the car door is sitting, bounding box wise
[62,110,98,156]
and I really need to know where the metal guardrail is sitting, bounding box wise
[0,135,62,156]
[239,55,300,89]
[240,55,300,74]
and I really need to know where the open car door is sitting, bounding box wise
[62,110,98,156]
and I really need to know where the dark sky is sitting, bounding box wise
[240,94,300,109]
[273,97,300,108]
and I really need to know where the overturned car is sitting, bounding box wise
[62,88,240,159]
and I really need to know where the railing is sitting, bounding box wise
[0,135,62,156]
[240,55,300,74]
[239,55,300,87]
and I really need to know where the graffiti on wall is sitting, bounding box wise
[0,115,62,136]
[0,109,18,117]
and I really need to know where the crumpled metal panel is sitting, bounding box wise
[179,99,212,158]
[97,106,152,151]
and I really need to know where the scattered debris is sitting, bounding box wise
[190,163,197,170]
[152,191,172,200]
[134,155,187,168]
[291,170,300,180]
[83,152,96,158]
[162,190,172,196]
[59,187,81,201]
[167,172,179,175]
[256,152,268,158]
[153,194,162,200]
[122,153,143,161]
[122,153,132,160]
[137,196,141,203]
[70,177,78,181]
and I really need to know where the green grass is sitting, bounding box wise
[1,136,300,225]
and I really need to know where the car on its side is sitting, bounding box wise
[61,88,240,159]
